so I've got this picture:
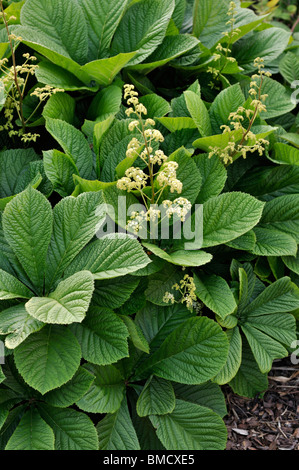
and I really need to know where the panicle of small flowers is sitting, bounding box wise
[30,85,64,101]
[165,274,197,310]
[163,197,192,222]
[117,167,149,192]
[157,161,182,194]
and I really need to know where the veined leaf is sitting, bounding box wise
[184,90,211,137]
[136,376,175,417]
[2,187,53,293]
[251,227,297,257]
[25,271,94,325]
[80,52,137,86]
[5,408,55,450]
[213,327,242,385]
[0,304,44,350]
[135,317,229,384]
[111,0,175,66]
[173,382,227,418]
[119,315,150,354]
[142,243,212,268]
[260,194,299,244]
[150,399,227,450]
[209,84,245,134]
[97,398,140,450]
[38,404,98,450]
[194,273,237,319]
[70,307,129,366]
[14,325,81,394]
[0,269,32,300]
[76,364,125,414]
[194,154,227,204]
[64,235,151,280]
[43,149,79,197]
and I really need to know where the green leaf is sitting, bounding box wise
[135,317,228,384]
[111,0,175,66]
[234,28,290,72]
[35,61,94,92]
[194,273,237,319]
[272,143,299,166]
[150,399,227,450]
[135,302,195,354]
[14,325,81,394]
[38,404,99,450]
[157,116,197,132]
[2,187,53,293]
[76,364,125,414]
[173,382,227,418]
[97,399,140,450]
[119,315,150,354]
[137,376,175,417]
[209,84,245,134]
[279,51,299,84]
[241,324,288,373]
[130,34,199,74]
[142,244,212,268]
[213,327,242,385]
[184,90,211,137]
[194,154,227,204]
[45,191,105,291]
[5,408,55,450]
[0,304,44,350]
[144,264,183,306]
[260,194,299,244]
[20,0,88,65]
[42,92,75,123]
[81,0,128,59]
[43,149,79,197]
[139,94,171,119]
[246,313,296,348]
[202,192,264,248]
[44,367,95,408]
[70,307,129,366]
[0,269,32,300]
[0,149,39,199]
[229,341,268,398]
[283,253,299,275]
[65,235,151,280]
[241,277,299,317]
[45,118,93,179]
[80,52,137,86]
[87,85,122,121]
[93,276,140,309]
[251,227,298,257]
[25,271,94,325]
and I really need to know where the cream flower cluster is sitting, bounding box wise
[117,167,148,191]
[162,198,192,222]
[164,274,197,310]
[157,161,183,194]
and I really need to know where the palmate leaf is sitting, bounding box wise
[14,325,81,394]
[2,187,53,294]
[38,404,99,450]
[150,399,227,450]
[135,317,229,384]
[70,307,129,366]
[97,399,140,450]
[25,271,94,325]
[5,408,55,451]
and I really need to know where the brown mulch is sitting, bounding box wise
[224,357,299,450]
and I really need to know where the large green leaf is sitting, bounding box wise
[194,273,237,319]
[111,0,175,66]
[81,0,128,59]
[142,243,212,268]
[209,84,245,135]
[76,364,125,414]
[137,376,175,417]
[64,235,151,280]
[0,269,32,300]
[0,149,39,199]
[14,325,81,394]
[251,227,297,257]
[184,90,212,137]
[38,404,99,450]
[25,271,94,325]
[70,307,129,366]
[45,118,93,179]
[0,304,44,350]
[173,382,227,418]
[260,194,299,244]
[150,399,227,450]
[2,187,53,293]
[213,327,242,385]
[279,51,299,84]
[5,408,55,450]
[135,317,228,384]
[80,52,137,86]
[272,143,299,166]
[202,192,264,248]
[97,399,140,450]
[45,192,105,292]
[194,154,227,204]
[233,28,291,72]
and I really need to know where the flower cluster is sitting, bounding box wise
[208,57,271,165]
[157,161,183,194]
[117,167,148,191]
[163,274,197,310]
[163,198,192,222]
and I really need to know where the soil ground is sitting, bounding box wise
[224,357,299,450]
